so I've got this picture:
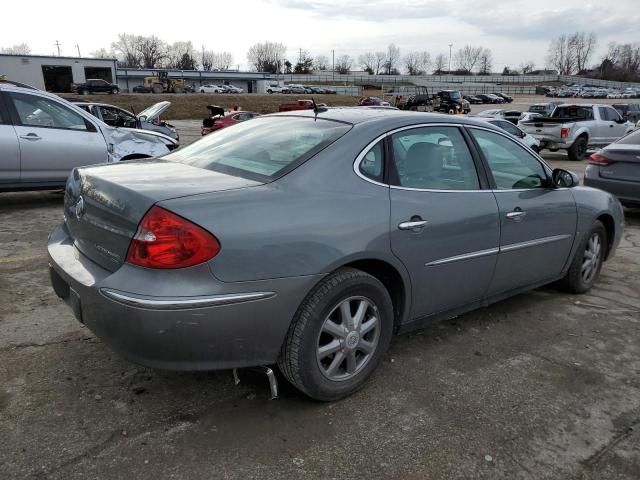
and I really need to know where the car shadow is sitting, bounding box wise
[0,190,64,209]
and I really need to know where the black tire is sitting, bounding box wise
[81,89,89,96]
[278,268,394,401]
[267,89,273,94]
[568,135,588,161]
[110,88,119,94]
[558,221,607,294]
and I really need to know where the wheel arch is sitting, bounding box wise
[596,213,616,260]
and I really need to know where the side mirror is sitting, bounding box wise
[552,168,579,188]
[138,115,147,123]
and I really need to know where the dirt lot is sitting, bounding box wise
[1,119,639,479]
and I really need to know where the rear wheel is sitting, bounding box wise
[278,268,394,401]
[152,84,164,94]
[81,89,89,96]
[568,135,588,161]
[559,221,606,293]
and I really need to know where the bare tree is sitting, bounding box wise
[314,55,329,70]
[1,43,31,55]
[90,48,115,59]
[384,43,401,74]
[374,51,386,75]
[201,51,233,71]
[165,41,197,69]
[433,53,447,73]
[247,41,287,73]
[138,36,166,69]
[520,60,536,74]
[571,32,597,73]
[359,52,376,74]
[478,48,493,75]
[335,54,353,74]
[111,33,143,67]
[404,51,431,75]
[454,45,483,73]
[294,50,314,74]
[546,35,577,75]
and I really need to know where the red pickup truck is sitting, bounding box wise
[277,99,316,112]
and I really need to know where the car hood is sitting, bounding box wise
[137,101,171,122]
[101,125,177,161]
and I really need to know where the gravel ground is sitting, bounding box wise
[1,117,639,480]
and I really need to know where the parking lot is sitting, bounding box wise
[1,113,640,480]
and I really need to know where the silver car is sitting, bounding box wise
[74,101,179,141]
[0,82,178,191]
[48,109,624,400]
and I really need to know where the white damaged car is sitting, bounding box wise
[0,80,178,192]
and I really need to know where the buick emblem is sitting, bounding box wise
[74,196,85,220]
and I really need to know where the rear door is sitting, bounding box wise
[6,91,108,184]
[0,93,20,183]
[601,106,628,143]
[387,125,500,319]
[468,127,577,295]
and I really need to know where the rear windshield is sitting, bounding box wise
[552,106,593,120]
[529,105,548,113]
[616,129,640,145]
[163,116,351,180]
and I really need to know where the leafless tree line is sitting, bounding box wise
[546,32,597,75]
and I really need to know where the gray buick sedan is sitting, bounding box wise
[48,108,625,400]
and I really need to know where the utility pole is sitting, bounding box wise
[202,45,205,70]
[332,49,335,81]
[75,44,81,57]
[54,40,61,56]
[448,44,453,74]
[299,48,302,65]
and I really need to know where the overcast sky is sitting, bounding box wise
[2,0,639,71]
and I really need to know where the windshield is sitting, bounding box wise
[448,91,462,100]
[163,116,351,180]
[529,105,548,113]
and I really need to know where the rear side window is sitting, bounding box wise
[390,126,480,190]
[553,106,593,120]
[164,117,351,180]
[617,129,640,145]
[359,140,384,181]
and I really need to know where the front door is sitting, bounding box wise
[387,125,500,319]
[0,94,20,183]
[468,127,577,295]
[7,91,108,184]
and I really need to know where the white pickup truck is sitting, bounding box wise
[519,104,633,160]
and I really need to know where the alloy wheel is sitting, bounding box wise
[582,233,602,283]
[316,296,380,381]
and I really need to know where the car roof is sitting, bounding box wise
[266,107,505,130]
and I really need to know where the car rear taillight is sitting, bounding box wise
[560,127,570,139]
[589,153,613,166]
[126,206,220,269]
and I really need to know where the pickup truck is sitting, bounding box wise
[519,104,632,160]
[278,99,316,112]
[70,78,119,95]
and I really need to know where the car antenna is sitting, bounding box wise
[312,97,327,117]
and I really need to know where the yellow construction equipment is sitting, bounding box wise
[142,70,185,94]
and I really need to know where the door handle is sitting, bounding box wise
[398,220,428,230]
[20,133,42,141]
[506,209,526,221]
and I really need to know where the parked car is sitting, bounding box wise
[520,104,633,160]
[74,101,179,141]
[612,104,640,123]
[278,99,322,112]
[463,95,483,104]
[286,84,307,94]
[199,84,225,93]
[492,92,514,103]
[201,105,259,135]
[0,81,177,191]
[48,109,624,401]
[528,102,563,117]
[518,112,544,125]
[585,129,640,207]
[132,84,152,93]
[266,84,289,94]
[435,90,470,113]
[359,96,390,107]
[223,85,244,94]
[476,109,521,124]
[477,117,541,152]
[70,78,119,95]
[476,94,500,104]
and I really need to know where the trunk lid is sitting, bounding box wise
[64,159,262,271]
[598,145,640,182]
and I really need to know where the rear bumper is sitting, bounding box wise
[584,166,640,206]
[47,223,321,371]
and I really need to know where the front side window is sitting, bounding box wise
[164,117,351,180]
[471,128,548,190]
[390,126,480,190]
[9,93,90,131]
[99,106,136,128]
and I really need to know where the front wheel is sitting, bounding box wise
[278,268,394,401]
[110,88,119,94]
[558,221,606,293]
